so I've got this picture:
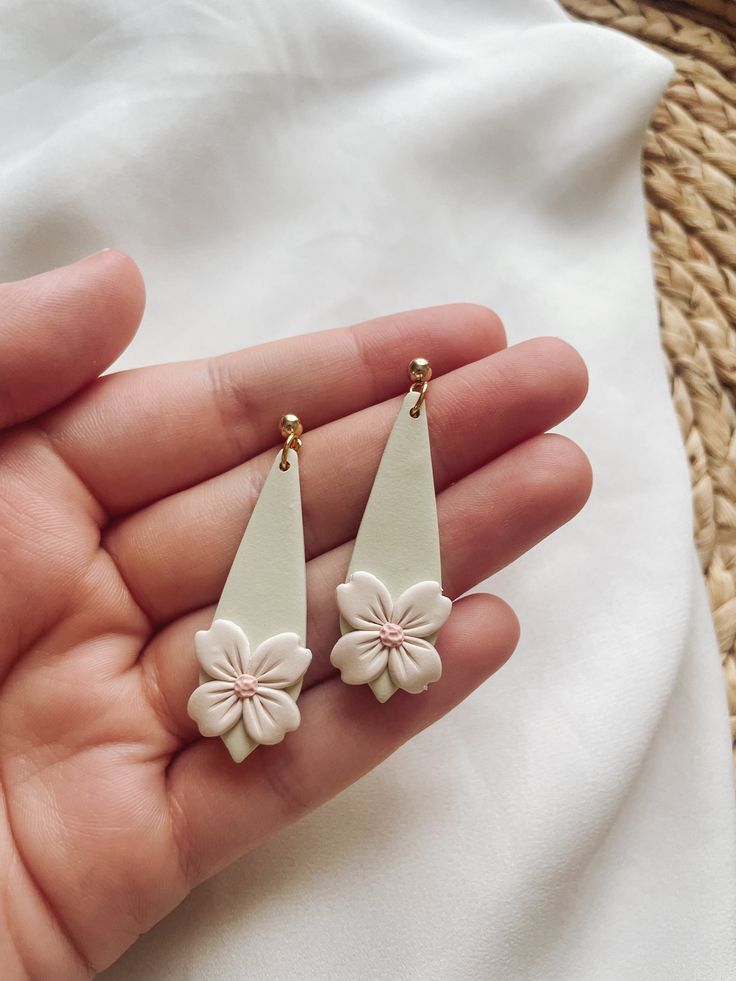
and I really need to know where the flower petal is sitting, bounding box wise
[337,571,392,630]
[250,632,312,688]
[388,636,442,694]
[393,581,452,638]
[187,680,242,737]
[243,687,301,745]
[194,618,250,680]
[330,630,388,686]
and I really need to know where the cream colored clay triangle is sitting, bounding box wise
[345,391,442,702]
[203,447,307,762]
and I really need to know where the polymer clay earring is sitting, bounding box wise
[330,359,452,701]
[187,415,312,762]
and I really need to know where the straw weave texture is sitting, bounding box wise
[560,0,736,765]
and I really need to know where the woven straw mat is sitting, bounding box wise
[559,0,736,770]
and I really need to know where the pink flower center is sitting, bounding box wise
[233,673,258,699]
[379,622,405,649]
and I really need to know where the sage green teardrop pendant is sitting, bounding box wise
[185,423,310,765]
[212,446,307,760]
[342,376,444,703]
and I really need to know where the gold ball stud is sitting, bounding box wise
[408,357,432,384]
[279,413,303,439]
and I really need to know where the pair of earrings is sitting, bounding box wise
[187,358,452,763]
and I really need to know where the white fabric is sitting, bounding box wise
[2,1,735,978]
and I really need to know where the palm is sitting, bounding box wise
[2,331,189,974]
[0,252,590,979]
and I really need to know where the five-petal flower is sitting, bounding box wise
[187,619,311,745]
[330,572,452,694]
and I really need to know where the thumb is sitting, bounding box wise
[0,249,145,428]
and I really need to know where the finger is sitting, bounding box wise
[166,592,520,883]
[45,303,506,514]
[142,432,591,742]
[107,338,588,623]
[0,250,144,428]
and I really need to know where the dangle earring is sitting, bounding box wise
[330,359,452,701]
[187,415,312,762]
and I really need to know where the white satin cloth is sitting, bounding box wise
[2,1,734,978]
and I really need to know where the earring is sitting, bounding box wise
[330,359,452,701]
[187,415,312,762]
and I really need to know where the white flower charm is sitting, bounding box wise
[187,619,311,745]
[330,571,452,694]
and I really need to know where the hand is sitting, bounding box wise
[0,251,590,978]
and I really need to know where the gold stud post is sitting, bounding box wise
[279,414,303,470]
[408,358,432,417]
